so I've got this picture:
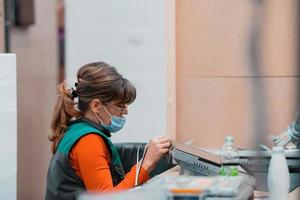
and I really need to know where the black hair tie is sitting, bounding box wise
[75,82,78,87]
[71,88,78,99]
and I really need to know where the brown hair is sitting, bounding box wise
[49,62,136,153]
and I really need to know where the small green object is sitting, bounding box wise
[219,166,227,176]
[230,166,238,176]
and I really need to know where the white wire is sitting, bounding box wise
[134,145,148,187]
[134,145,141,186]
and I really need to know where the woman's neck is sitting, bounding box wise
[83,111,99,124]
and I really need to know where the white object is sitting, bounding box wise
[220,136,238,162]
[268,146,290,200]
[0,54,17,200]
[135,145,148,186]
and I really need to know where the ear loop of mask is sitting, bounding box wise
[94,105,111,125]
[103,106,113,118]
[94,111,104,124]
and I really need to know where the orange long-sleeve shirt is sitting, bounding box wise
[69,133,150,192]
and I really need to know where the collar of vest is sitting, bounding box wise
[69,117,111,137]
[56,119,122,166]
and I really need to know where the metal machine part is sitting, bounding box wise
[172,142,300,192]
[237,149,300,191]
[272,121,300,149]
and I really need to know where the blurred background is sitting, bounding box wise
[0,0,299,199]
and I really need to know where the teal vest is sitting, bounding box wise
[45,119,125,200]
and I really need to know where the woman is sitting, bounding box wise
[45,62,171,200]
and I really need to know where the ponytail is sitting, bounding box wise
[49,82,81,153]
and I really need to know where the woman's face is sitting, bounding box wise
[87,99,128,125]
[97,102,127,125]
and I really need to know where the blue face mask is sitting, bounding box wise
[95,106,126,133]
[102,115,126,133]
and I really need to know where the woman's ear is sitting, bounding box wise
[90,99,103,113]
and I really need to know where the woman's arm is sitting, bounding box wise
[69,134,149,192]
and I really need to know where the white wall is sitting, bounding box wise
[0,54,16,199]
[65,0,167,142]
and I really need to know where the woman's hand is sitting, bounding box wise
[141,136,171,173]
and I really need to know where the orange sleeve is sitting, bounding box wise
[69,134,150,192]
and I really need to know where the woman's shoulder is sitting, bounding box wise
[77,133,107,147]
[72,133,110,157]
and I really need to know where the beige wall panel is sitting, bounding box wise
[176,0,298,77]
[166,0,176,139]
[176,77,299,149]
[10,0,58,199]
[260,0,298,75]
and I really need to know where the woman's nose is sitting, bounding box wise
[122,105,128,115]
[123,107,128,115]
